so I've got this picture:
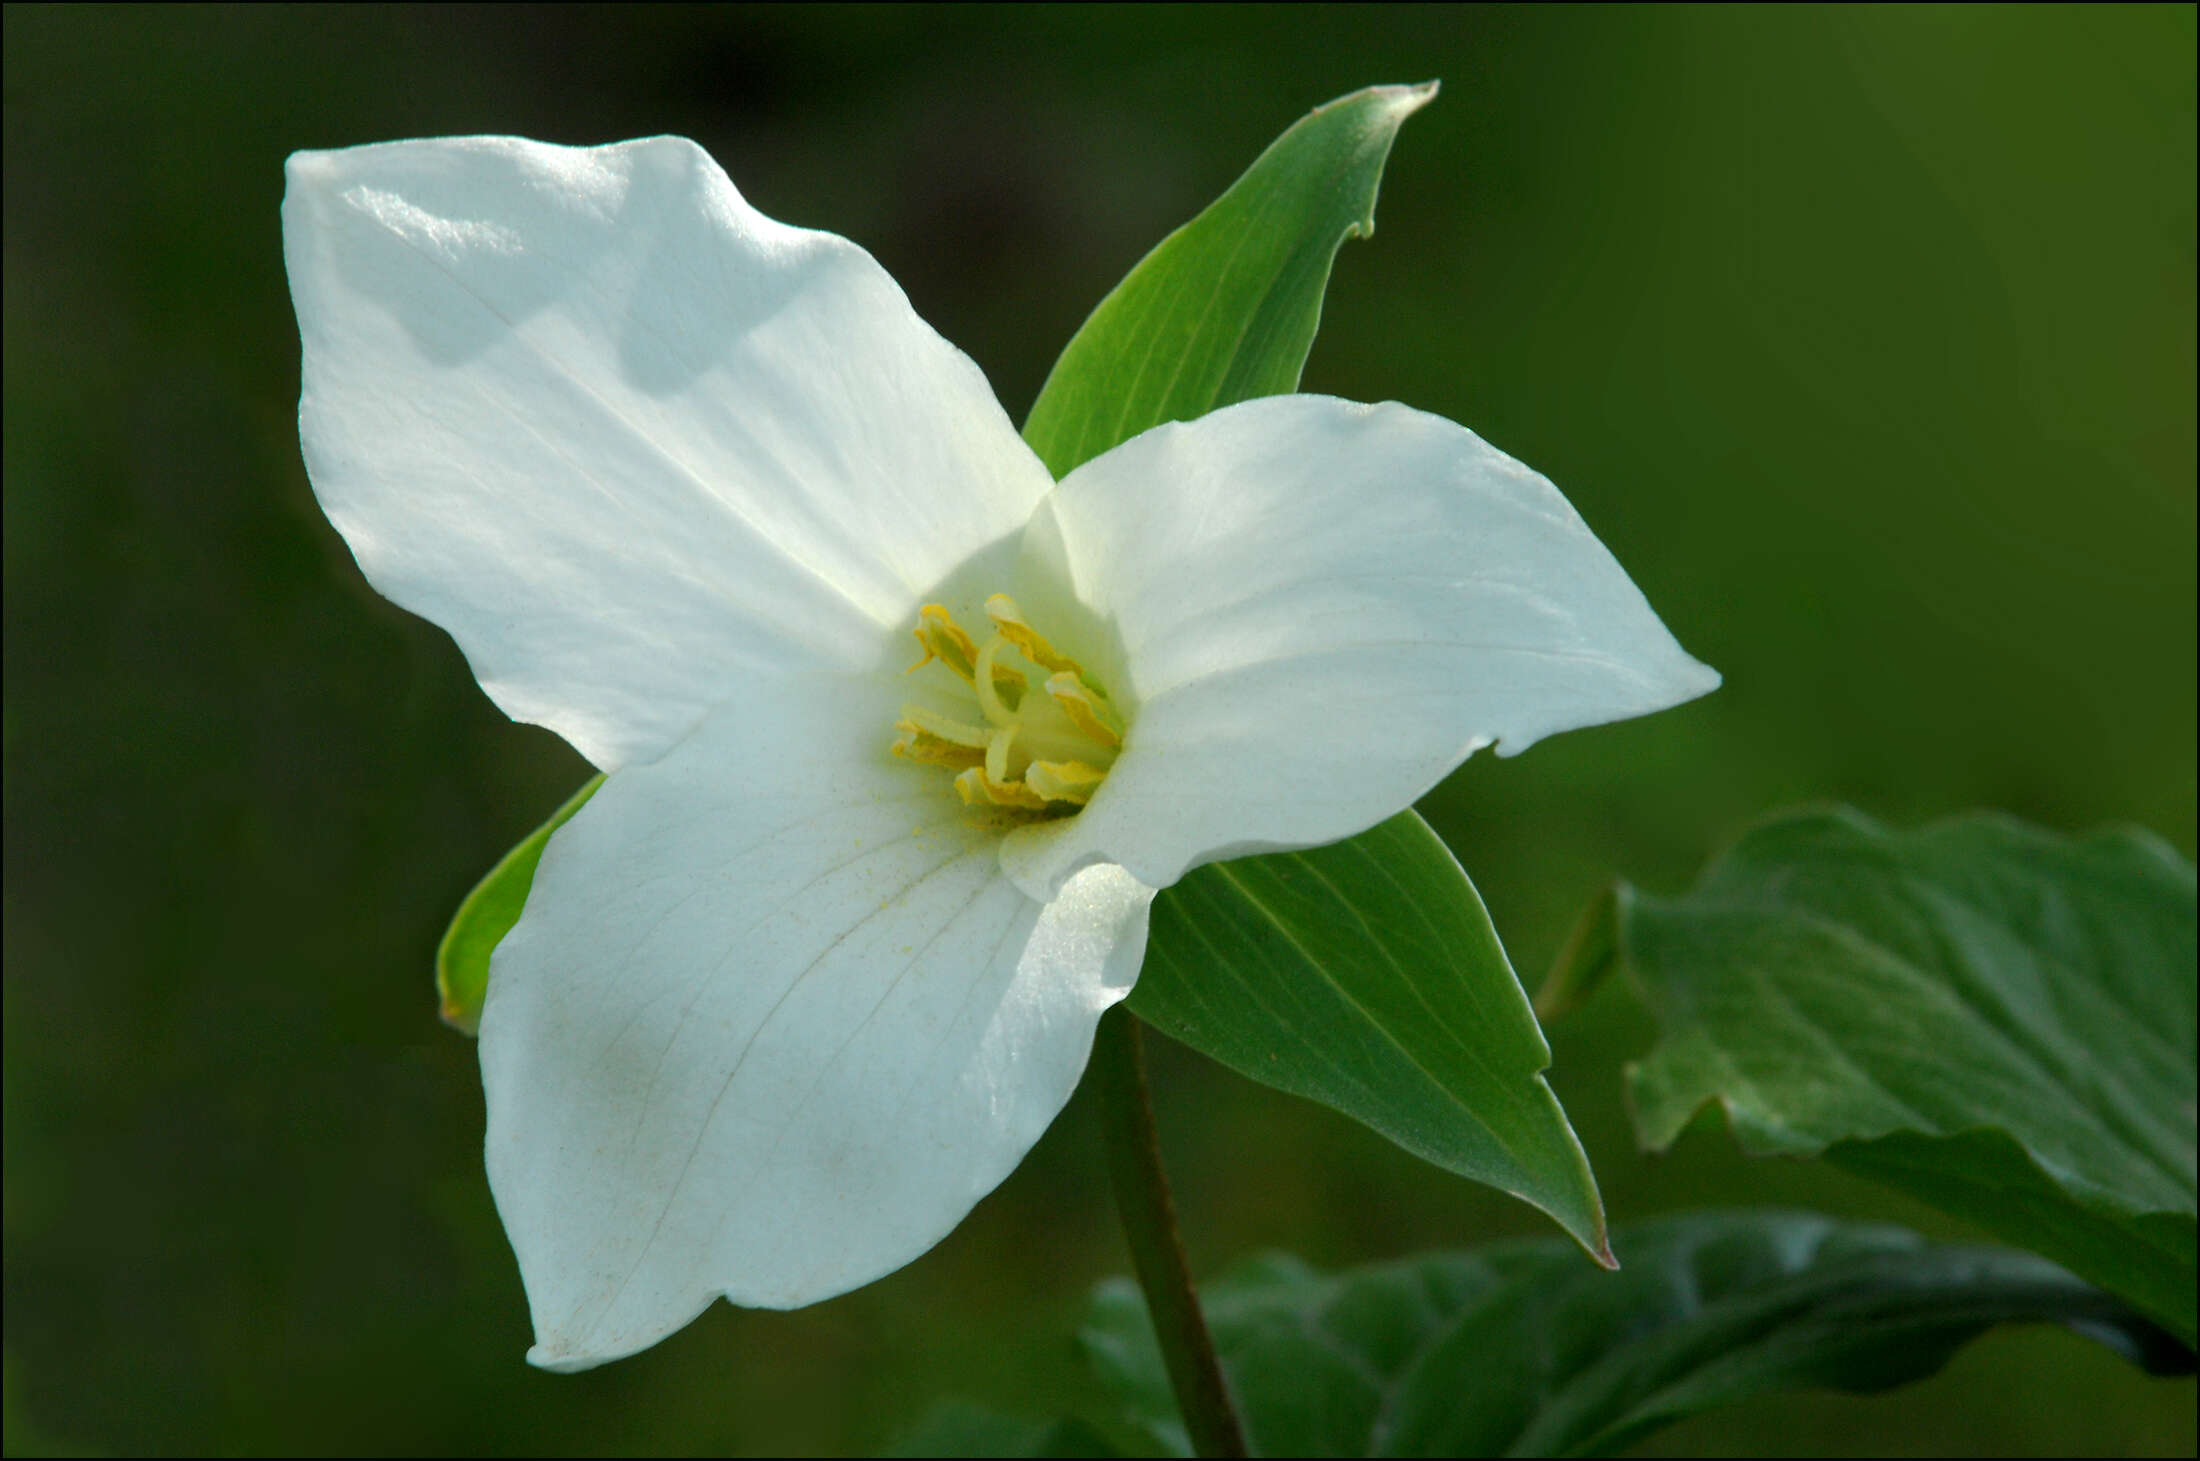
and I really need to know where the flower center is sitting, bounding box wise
[891,594,1122,815]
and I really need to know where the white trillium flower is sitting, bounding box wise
[282,134,1718,1371]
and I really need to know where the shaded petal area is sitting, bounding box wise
[1006,395,1719,894]
[284,136,1049,770]
[481,668,1150,1370]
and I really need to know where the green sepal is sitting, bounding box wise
[434,773,604,1033]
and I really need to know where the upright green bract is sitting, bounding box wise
[1572,808,2198,1346]
[1020,82,1609,1259]
[1023,82,1437,478]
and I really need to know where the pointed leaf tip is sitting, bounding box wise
[1022,80,1439,477]
[1133,812,1608,1261]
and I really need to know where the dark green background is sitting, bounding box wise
[5,5,2193,1454]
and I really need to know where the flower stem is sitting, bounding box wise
[1092,1006,1248,1458]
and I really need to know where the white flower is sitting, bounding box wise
[282,135,1718,1371]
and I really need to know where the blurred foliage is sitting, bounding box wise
[4,5,2192,1455]
[1075,1214,2196,1457]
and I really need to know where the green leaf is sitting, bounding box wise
[1081,1212,2192,1458]
[434,773,603,1033]
[1020,85,1605,1251]
[1022,80,1436,477]
[1614,807,2198,1346]
[1137,812,1609,1262]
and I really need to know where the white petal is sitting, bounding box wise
[283,136,1049,770]
[1003,395,1719,896]
[480,667,1151,1370]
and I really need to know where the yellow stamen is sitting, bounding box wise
[890,725,986,769]
[954,765,1049,810]
[1024,759,1109,805]
[985,594,1079,675]
[914,603,1026,709]
[909,604,978,681]
[895,705,992,749]
[1045,671,1122,747]
[898,596,1123,817]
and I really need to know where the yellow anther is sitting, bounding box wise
[916,603,1026,709]
[985,595,1080,676]
[890,725,986,769]
[1045,671,1122,748]
[1024,759,1109,805]
[895,706,993,749]
[910,604,979,681]
[900,596,1122,817]
[954,765,1049,810]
